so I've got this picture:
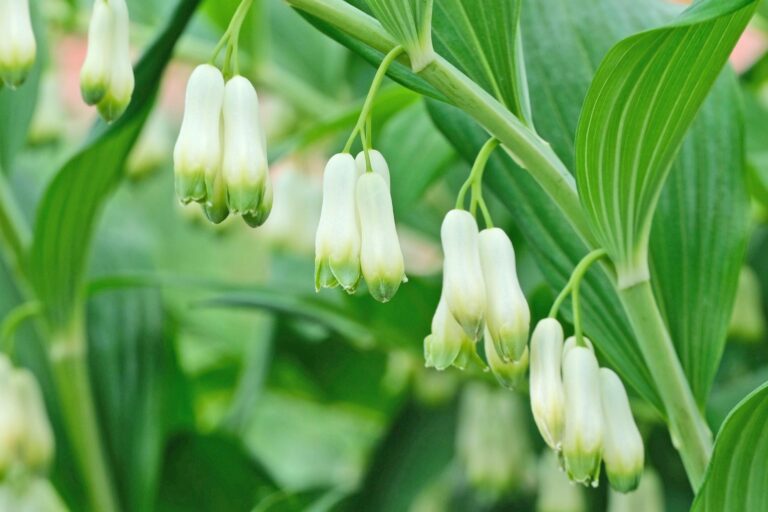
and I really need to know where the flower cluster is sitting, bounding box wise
[0,355,54,479]
[425,209,530,388]
[315,150,406,302]
[530,319,644,491]
[0,0,36,88]
[80,0,134,122]
[173,65,271,227]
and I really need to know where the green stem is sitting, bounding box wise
[456,137,499,210]
[618,281,712,489]
[0,301,41,356]
[0,172,31,275]
[343,45,404,153]
[50,320,119,512]
[549,249,607,347]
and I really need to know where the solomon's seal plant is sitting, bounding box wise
[0,0,766,509]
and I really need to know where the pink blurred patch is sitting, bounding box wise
[731,29,768,74]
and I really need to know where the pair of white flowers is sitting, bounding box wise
[80,0,135,122]
[173,64,272,227]
[0,0,36,88]
[530,319,644,492]
[425,209,530,388]
[0,355,54,479]
[315,150,406,303]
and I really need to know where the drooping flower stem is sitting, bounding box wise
[343,45,404,154]
[456,137,499,228]
[210,0,255,76]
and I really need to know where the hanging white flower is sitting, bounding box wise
[424,291,469,370]
[355,149,390,187]
[478,227,530,361]
[529,318,566,451]
[173,64,225,204]
[484,328,528,390]
[315,153,361,292]
[356,171,406,302]
[600,368,644,493]
[440,209,486,339]
[0,0,36,87]
[96,0,134,122]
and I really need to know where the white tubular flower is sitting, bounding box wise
[355,150,390,187]
[0,0,36,88]
[440,209,486,339]
[424,292,468,370]
[484,328,528,389]
[529,318,565,450]
[356,171,406,302]
[599,368,644,493]
[315,153,361,292]
[478,227,530,361]
[12,370,54,471]
[222,76,269,217]
[173,64,225,204]
[96,0,134,122]
[562,340,603,486]
[80,0,113,105]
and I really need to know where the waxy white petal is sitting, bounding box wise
[80,0,114,105]
[440,209,486,339]
[478,227,530,361]
[424,292,467,370]
[355,149,390,187]
[0,0,36,87]
[357,172,406,302]
[529,318,566,450]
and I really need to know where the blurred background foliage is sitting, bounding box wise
[0,0,767,511]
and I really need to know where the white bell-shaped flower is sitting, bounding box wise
[96,0,134,122]
[562,339,603,486]
[80,0,113,105]
[315,153,361,292]
[12,370,54,472]
[424,292,468,370]
[484,328,528,390]
[356,171,406,302]
[478,227,530,361]
[355,150,390,187]
[173,64,225,204]
[599,368,644,493]
[0,0,36,87]
[221,75,270,217]
[440,209,486,339]
[529,318,566,450]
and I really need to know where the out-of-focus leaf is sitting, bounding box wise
[346,400,457,511]
[691,382,768,511]
[156,432,278,512]
[574,0,755,286]
[27,0,201,330]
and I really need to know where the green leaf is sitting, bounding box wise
[691,382,768,511]
[27,0,201,330]
[431,0,530,124]
[574,0,757,288]
[650,74,750,405]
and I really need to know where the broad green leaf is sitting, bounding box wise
[650,74,750,405]
[691,382,768,511]
[574,0,757,288]
[28,0,201,330]
[431,0,530,123]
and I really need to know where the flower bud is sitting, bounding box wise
[221,76,269,217]
[484,328,528,389]
[173,64,225,204]
[12,370,54,471]
[440,209,486,339]
[478,227,530,361]
[529,318,565,450]
[96,0,134,122]
[424,292,468,370]
[599,368,644,493]
[355,150,390,187]
[315,153,361,292]
[562,341,603,486]
[80,0,113,105]
[356,172,406,302]
[0,0,36,88]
